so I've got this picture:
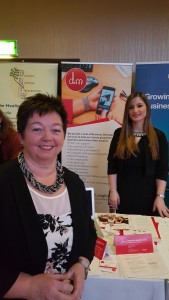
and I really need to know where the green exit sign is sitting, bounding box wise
[0,40,18,57]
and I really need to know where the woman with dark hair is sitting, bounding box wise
[0,109,21,163]
[0,93,97,300]
[107,91,169,217]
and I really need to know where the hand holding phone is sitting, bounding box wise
[96,86,115,115]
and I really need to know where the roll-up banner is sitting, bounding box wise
[0,62,58,126]
[61,62,133,212]
[135,62,169,204]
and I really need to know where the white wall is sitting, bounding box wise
[0,0,169,71]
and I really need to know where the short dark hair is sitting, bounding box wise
[17,93,67,137]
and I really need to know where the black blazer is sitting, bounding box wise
[0,159,97,297]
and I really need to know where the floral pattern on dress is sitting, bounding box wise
[38,213,73,274]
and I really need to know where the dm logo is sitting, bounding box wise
[65,68,87,91]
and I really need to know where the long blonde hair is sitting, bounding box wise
[115,91,159,160]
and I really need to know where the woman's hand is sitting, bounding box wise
[67,262,86,300]
[29,273,75,300]
[108,191,120,210]
[5,272,76,300]
[153,196,169,218]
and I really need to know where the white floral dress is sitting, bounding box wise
[28,186,73,274]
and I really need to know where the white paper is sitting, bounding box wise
[128,215,159,240]
[117,251,169,279]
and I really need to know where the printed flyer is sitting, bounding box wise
[61,62,132,212]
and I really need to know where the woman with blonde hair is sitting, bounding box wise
[0,109,22,163]
[108,91,169,217]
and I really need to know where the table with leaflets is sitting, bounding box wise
[81,213,169,300]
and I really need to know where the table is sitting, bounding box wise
[165,279,169,300]
[81,213,169,300]
[82,276,165,300]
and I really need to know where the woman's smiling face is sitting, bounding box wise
[19,112,65,164]
[128,96,147,125]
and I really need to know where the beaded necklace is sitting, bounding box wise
[18,152,64,194]
[132,131,146,137]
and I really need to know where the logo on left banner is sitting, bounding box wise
[65,68,87,91]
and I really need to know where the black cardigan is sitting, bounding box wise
[0,159,97,298]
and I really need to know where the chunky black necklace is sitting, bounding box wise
[18,152,64,194]
[132,131,146,137]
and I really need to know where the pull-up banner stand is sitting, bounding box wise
[0,61,58,126]
[135,62,169,204]
[61,62,133,212]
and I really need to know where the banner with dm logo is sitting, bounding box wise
[61,62,133,212]
[135,62,169,204]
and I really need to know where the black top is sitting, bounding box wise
[107,127,168,215]
[0,159,97,298]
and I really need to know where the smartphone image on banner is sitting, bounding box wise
[96,86,115,115]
